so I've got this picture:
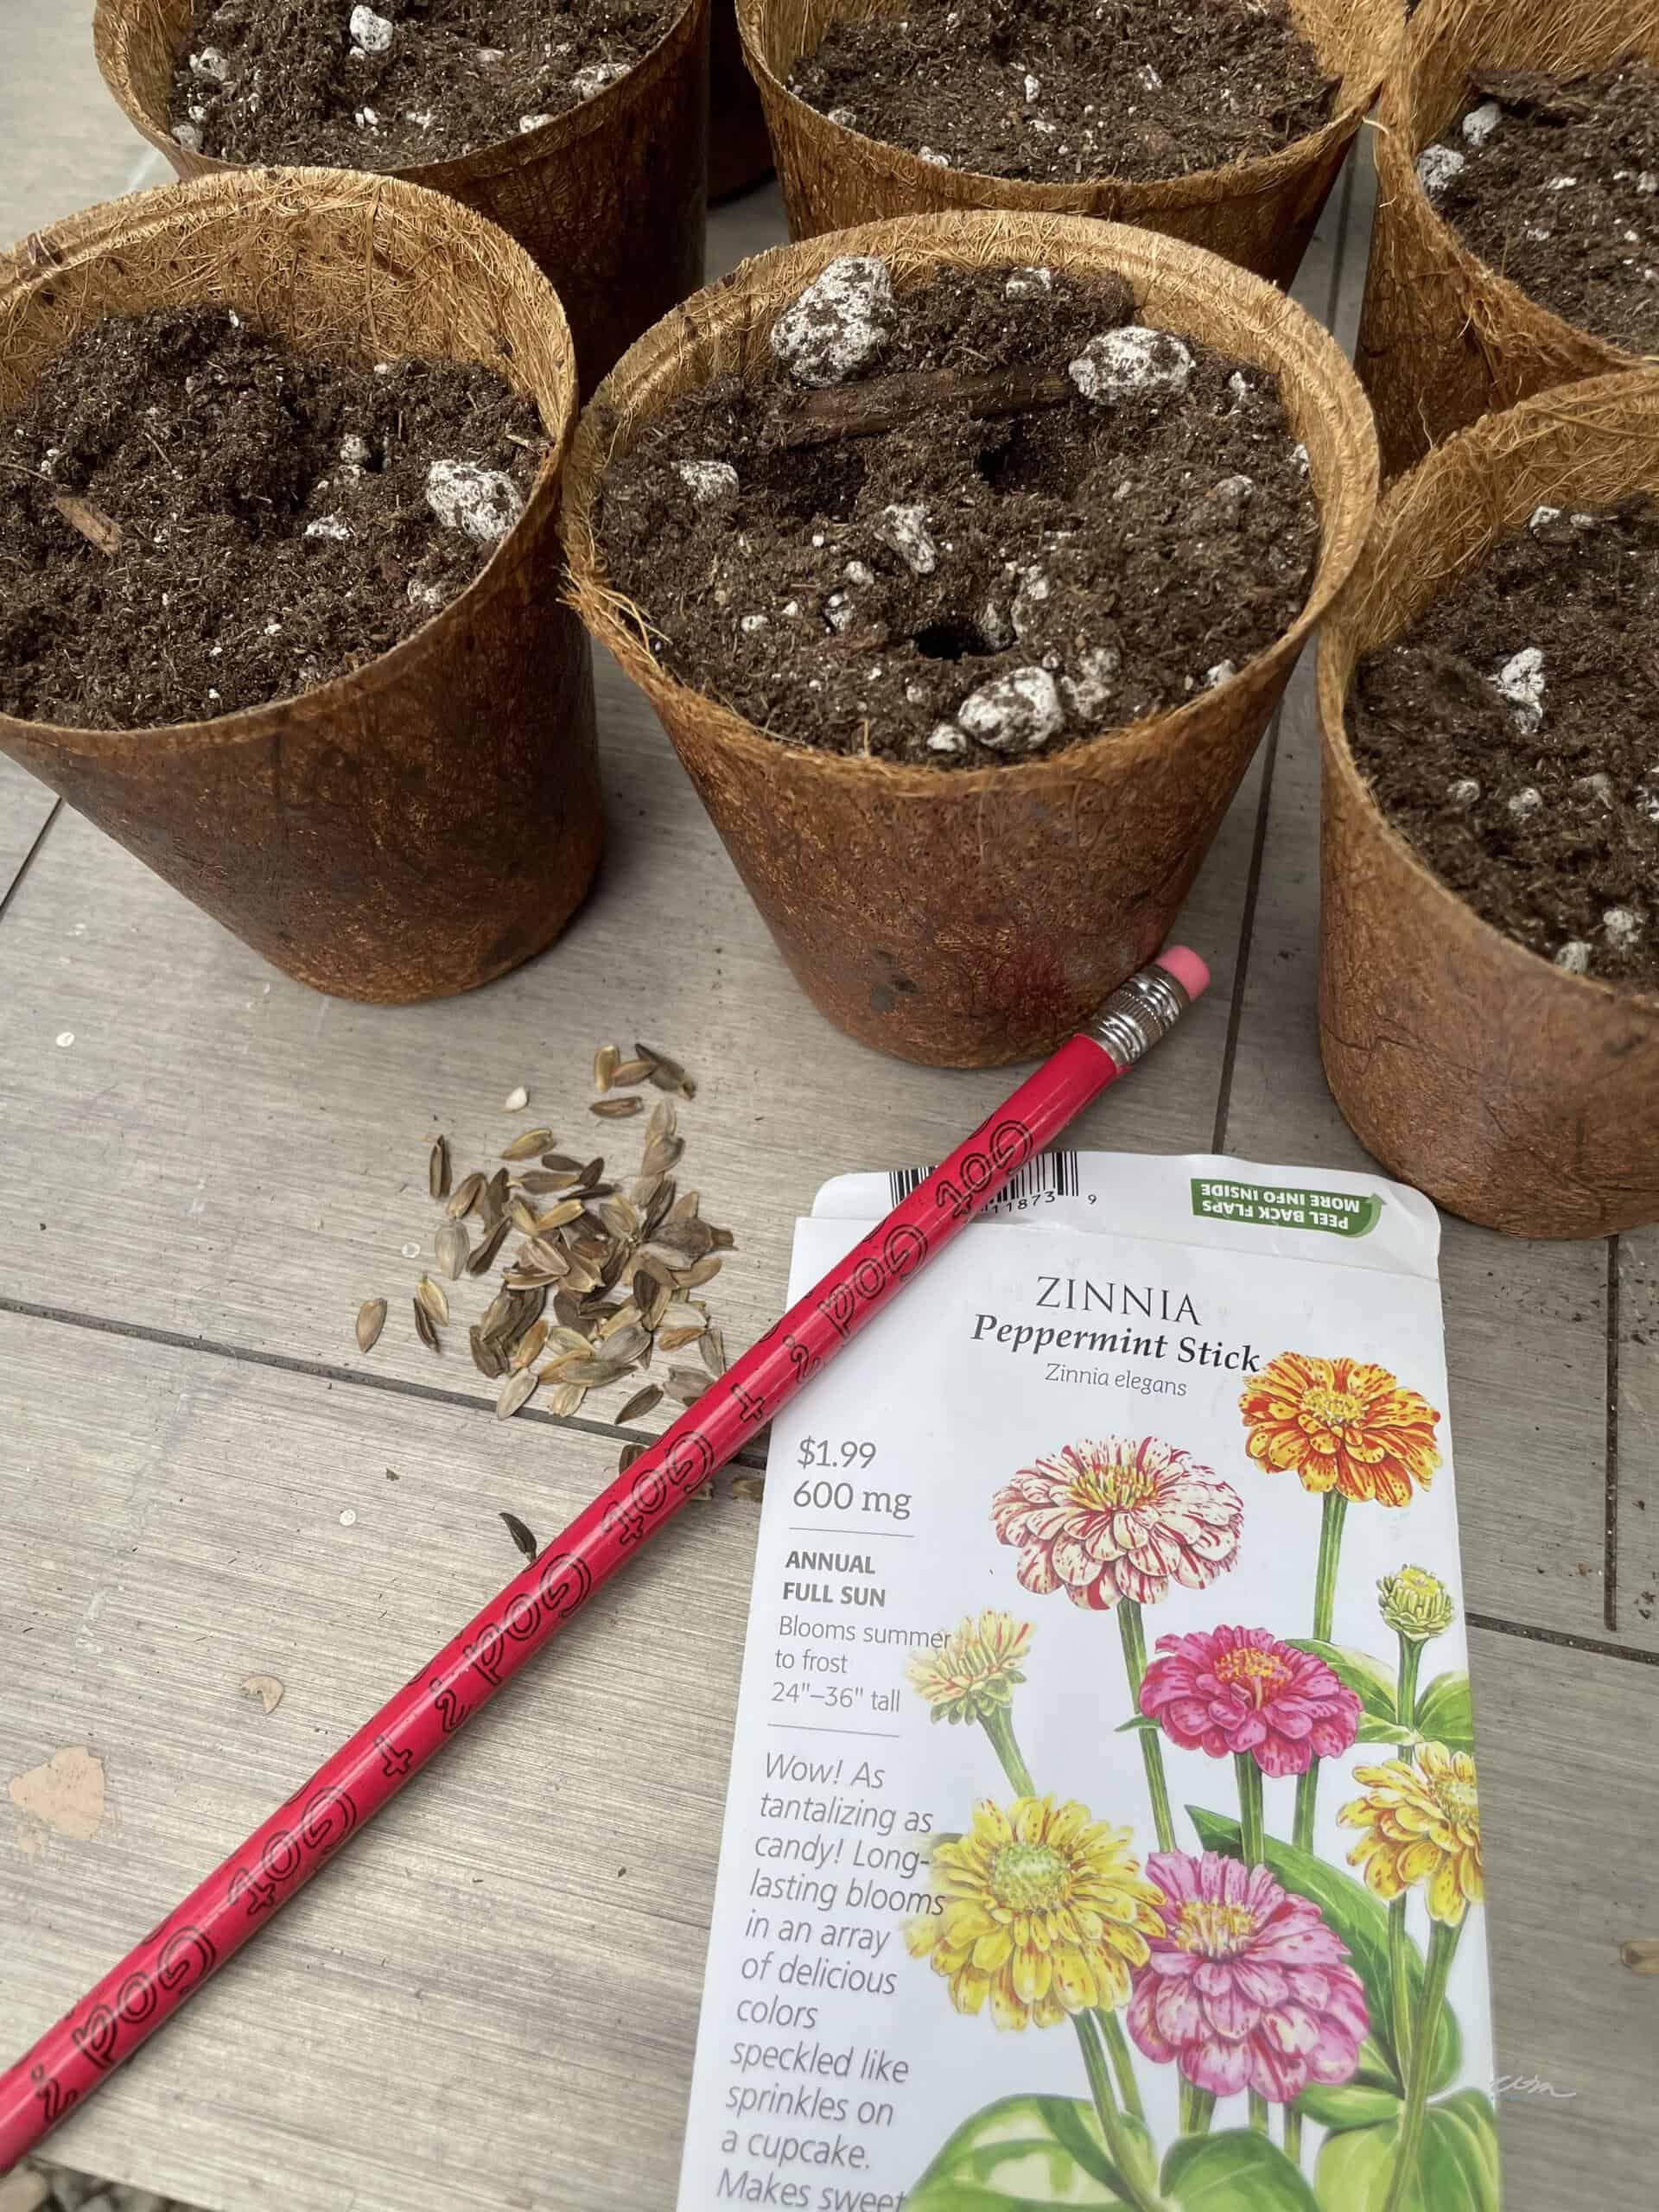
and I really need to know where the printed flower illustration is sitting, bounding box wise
[1127,1851,1368,2101]
[905,1796,1165,2030]
[907,1611,1034,1726]
[1239,1353,1442,1507]
[1339,1743,1484,1925]
[1377,1564,1457,1643]
[1140,1624,1362,1778]
[990,1436,1243,1610]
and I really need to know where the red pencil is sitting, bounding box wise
[0,947,1208,2169]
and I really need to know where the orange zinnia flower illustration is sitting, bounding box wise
[1239,1353,1442,1508]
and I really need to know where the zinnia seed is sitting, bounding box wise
[496,1368,538,1421]
[413,1298,441,1353]
[594,1043,620,1092]
[590,1096,643,1119]
[416,1274,450,1327]
[435,1220,469,1279]
[501,1128,555,1160]
[617,1383,663,1424]
[355,1298,387,1352]
[447,1170,486,1220]
[429,1135,451,1200]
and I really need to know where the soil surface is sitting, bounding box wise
[786,0,1338,184]
[0,308,546,730]
[596,259,1319,767]
[1351,498,1659,994]
[1421,62,1659,354]
[170,0,677,170]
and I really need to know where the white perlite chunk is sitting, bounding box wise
[1061,645,1120,723]
[739,613,769,632]
[172,123,203,151]
[1227,371,1252,401]
[1416,143,1465,196]
[305,513,352,541]
[843,560,874,585]
[1529,504,1561,532]
[927,723,968,756]
[339,431,372,467]
[1640,173,1659,194]
[190,47,230,81]
[1461,100,1502,148]
[956,667,1064,752]
[918,147,951,166]
[1069,326,1194,404]
[574,60,632,100]
[408,579,446,611]
[1024,74,1042,103]
[519,113,554,132]
[1574,772,1616,808]
[1005,265,1054,299]
[1205,661,1238,690]
[1507,786,1543,818]
[771,256,895,387]
[1491,646,1545,734]
[677,459,739,504]
[1546,175,1579,192]
[1604,906,1643,949]
[1554,940,1592,974]
[425,460,524,543]
[349,6,395,54]
[828,106,858,128]
[1447,778,1481,808]
[1011,565,1050,635]
[877,502,938,575]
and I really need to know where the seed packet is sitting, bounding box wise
[677,1152,1495,2212]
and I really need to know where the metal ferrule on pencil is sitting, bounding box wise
[1082,961,1193,1067]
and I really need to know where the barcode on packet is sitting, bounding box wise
[887,1150,1082,1207]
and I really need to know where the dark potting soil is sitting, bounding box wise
[595,259,1319,768]
[786,0,1338,185]
[1351,499,1659,995]
[0,308,546,731]
[170,0,677,170]
[1422,62,1659,355]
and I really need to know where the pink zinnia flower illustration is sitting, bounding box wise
[1139,1624,1361,1777]
[990,1437,1243,1610]
[1128,1850,1368,2101]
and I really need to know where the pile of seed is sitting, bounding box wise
[354,1039,735,1432]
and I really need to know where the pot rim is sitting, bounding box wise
[1316,364,1659,1018]
[564,207,1379,798]
[92,0,706,188]
[0,165,577,760]
[1371,6,1659,382]
[734,0,1394,214]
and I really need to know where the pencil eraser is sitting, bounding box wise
[1155,945,1211,1002]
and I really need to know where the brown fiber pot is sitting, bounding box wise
[0,169,601,1006]
[565,213,1378,1068]
[1319,372,1659,1236]
[735,0,1398,288]
[1358,0,1659,481]
[92,0,710,393]
[711,0,774,198]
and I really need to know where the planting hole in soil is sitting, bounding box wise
[0,308,547,728]
[785,0,1338,184]
[1351,497,1659,993]
[1415,60,1659,353]
[594,258,1319,766]
[169,0,677,167]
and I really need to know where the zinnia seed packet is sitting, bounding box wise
[677,1153,1496,2212]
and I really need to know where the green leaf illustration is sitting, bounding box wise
[1412,1673,1476,1755]
[1293,2078,1403,2131]
[1116,1714,1161,1734]
[1186,1810,1460,2094]
[1354,1719,1421,1745]
[905,2094,1153,2208]
[1285,1641,1398,1725]
[1161,2129,1320,2209]
[1313,2091,1500,2212]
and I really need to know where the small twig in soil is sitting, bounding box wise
[49,493,124,556]
[771,365,1073,449]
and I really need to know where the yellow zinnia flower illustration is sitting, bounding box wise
[1240,1352,1442,1507]
[906,1796,1165,2030]
[1338,1742,1484,1925]
[906,1611,1034,1726]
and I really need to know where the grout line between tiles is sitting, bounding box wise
[0,798,62,927]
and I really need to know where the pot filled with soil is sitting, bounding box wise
[1319,369,1659,1237]
[0,168,601,1005]
[566,213,1377,1067]
[734,0,1397,288]
[93,0,710,391]
[1359,0,1659,480]
[711,0,772,197]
